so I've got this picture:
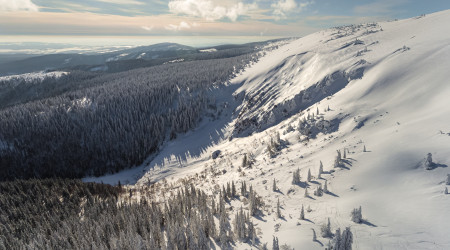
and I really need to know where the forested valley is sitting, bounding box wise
[0,52,259,181]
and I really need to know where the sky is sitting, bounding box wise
[0,0,448,37]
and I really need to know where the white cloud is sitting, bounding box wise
[168,0,257,21]
[96,0,146,5]
[0,0,39,12]
[354,0,408,15]
[165,21,196,31]
[271,0,312,20]
[141,25,154,31]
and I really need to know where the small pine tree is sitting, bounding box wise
[261,243,268,250]
[324,180,328,193]
[314,184,323,197]
[445,187,448,195]
[333,228,342,250]
[292,168,301,184]
[231,181,236,197]
[276,198,282,218]
[318,161,324,178]
[304,187,309,197]
[300,205,305,220]
[327,105,330,111]
[275,132,281,145]
[316,107,319,115]
[351,206,363,223]
[334,153,341,168]
[272,236,279,250]
[307,169,312,182]
[242,154,248,168]
[425,153,433,170]
[363,145,366,152]
[341,227,354,250]
[321,218,333,238]
[273,178,277,192]
[343,148,347,158]
[241,181,247,197]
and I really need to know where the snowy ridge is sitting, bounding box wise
[90,10,450,249]
[0,71,68,84]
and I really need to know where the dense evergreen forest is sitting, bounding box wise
[0,178,259,249]
[0,53,258,181]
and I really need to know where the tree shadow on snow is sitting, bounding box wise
[274,189,284,195]
[302,218,315,224]
[314,239,324,247]
[361,219,377,227]
[279,216,287,222]
[325,191,339,197]
[429,163,448,170]
[337,165,350,170]
[253,214,267,222]
[293,182,310,189]
[341,159,353,166]
[305,195,316,200]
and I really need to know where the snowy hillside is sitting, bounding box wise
[87,10,450,249]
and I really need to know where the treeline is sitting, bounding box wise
[0,54,257,180]
[0,178,259,249]
[0,71,100,109]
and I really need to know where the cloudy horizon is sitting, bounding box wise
[0,0,448,38]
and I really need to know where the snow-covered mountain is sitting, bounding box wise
[86,10,450,249]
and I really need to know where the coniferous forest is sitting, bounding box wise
[0,53,257,181]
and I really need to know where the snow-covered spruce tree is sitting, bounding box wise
[425,153,433,170]
[321,218,333,238]
[333,227,353,250]
[446,174,450,185]
[341,227,354,250]
[343,148,347,159]
[211,196,217,215]
[261,243,269,250]
[363,145,367,152]
[249,186,261,216]
[318,161,324,178]
[351,206,363,223]
[307,169,312,182]
[314,184,323,197]
[272,236,280,250]
[247,217,256,244]
[233,206,246,242]
[241,181,247,197]
[276,198,282,218]
[334,150,342,168]
[231,181,236,198]
[219,195,229,247]
[267,144,276,158]
[242,154,248,168]
[273,178,277,192]
[222,185,229,202]
[300,205,305,220]
[324,180,329,193]
[292,168,301,185]
[304,187,309,198]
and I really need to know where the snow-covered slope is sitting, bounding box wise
[88,10,450,249]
